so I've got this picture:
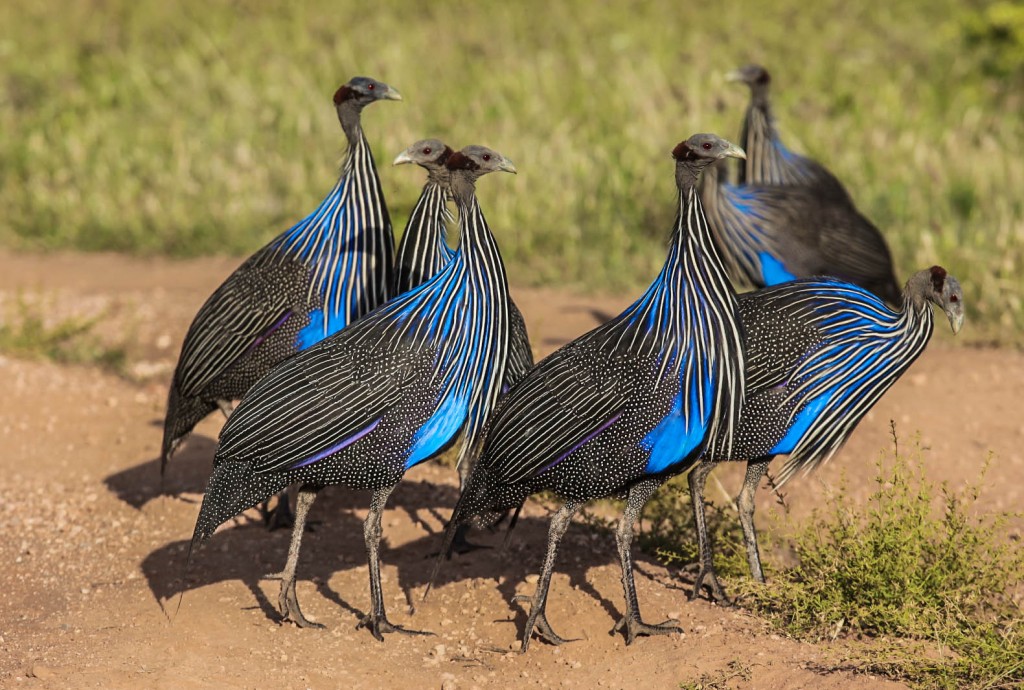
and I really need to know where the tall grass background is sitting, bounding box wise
[2,0,1021,341]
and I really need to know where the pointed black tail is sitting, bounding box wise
[161,382,216,476]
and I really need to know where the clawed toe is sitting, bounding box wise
[356,614,433,642]
[612,615,682,645]
[513,595,578,652]
[274,576,324,629]
[689,566,732,605]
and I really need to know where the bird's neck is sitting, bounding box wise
[403,181,450,246]
[654,183,735,321]
[901,273,938,326]
[336,102,365,144]
[394,181,452,294]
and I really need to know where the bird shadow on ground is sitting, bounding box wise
[138,474,665,644]
[417,510,631,644]
[103,434,217,509]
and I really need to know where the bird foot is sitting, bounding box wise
[689,565,732,605]
[513,595,578,652]
[355,613,434,642]
[264,572,325,629]
[611,614,682,645]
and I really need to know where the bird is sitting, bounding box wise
[391,139,457,297]
[391,139,536,484]
[431,133,747,651]
[699,156,902,304]
[727,64,849,202]
[187,146,518,640]
[161,76,401,481]
[686,266,964,602]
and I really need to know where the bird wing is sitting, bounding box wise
[174,252,307,397]
[473,334,635,486]
[215,325,433,474]
[737,283,824,393]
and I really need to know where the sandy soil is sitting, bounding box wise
[1,251,1020,689]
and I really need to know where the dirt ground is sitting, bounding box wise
[1,251,1021,689]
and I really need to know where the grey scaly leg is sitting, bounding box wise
[611,479,681,644]
[687,459,729,603]
[516,499,582,653]
[739,459,771,584]
[356,485,433,641]
[264,485,323,628]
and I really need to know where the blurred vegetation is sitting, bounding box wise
[0,297,128,373]
[961,1,1024,80]
[1,0,1021,342]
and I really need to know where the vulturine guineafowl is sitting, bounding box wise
[162,77,401,485]
[699,159,902,304]
[392,139,457,296]
[188,146,517,640]
[687,266,964,602]
[392,139,536,494]
[392,139,534,398]
[728,64,849,202]
[431,134,747,651]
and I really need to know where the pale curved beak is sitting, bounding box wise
[393,150,414,166]
[724,142,747,160]
[499,159,518,175]
[725,69,744,83]
[383,86,403,102]
[948,309,964,335]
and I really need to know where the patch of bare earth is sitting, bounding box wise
[1,251,1020,689]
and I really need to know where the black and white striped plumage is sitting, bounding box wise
[433,134,747,651]
[729,64,849,202]
[161,77,400,473]
[699,159,901,304]
[687,266,964,601]
[188,146,517,640]
[392,138,536,477]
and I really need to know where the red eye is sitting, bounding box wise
[482,154,491,161]
[367,83,375,90]
[423,147,432,154]
[702,142,712,150]
[950,294,959,302]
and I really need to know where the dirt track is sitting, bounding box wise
[1,251,1021,689]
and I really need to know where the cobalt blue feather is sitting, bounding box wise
[188,147,516,640]
[161,77,400,473]
[687,266,964,601]
[433,134,747,650]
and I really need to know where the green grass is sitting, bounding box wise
[726,439,1024,688]
[2,0,1022,341]
[0,297,128,373]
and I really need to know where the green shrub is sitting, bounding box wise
[739,439,1024,688]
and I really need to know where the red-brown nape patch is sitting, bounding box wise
[333,85,351,106]
[438,145,455,164]
[929,265,947,294]
[671,141,691,160]
[446,151,480,171]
